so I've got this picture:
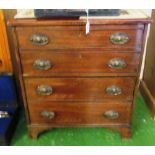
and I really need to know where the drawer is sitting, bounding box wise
[24,77,135,102]
[16,25,143,51]
[21,50,140,77]
[28,101,132,126]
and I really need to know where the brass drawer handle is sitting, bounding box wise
[37,85,53,96]
[106,85,122,96]
[0,111,10,118]
[33,59,52,70]
[110,32,129,44]
[30,34,49,45]
[40,111,55,119]
[108,58,127,69]
[104,110,119,119]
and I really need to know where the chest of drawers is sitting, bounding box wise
[9,18,151,139]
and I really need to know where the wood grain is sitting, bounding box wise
[8,18,152,26]
[16,26,143,51]
[24,77,135,102]
[20,50,141,77]
[8,17,151,139]
[28,101,132,125]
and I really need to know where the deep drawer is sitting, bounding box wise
[28,101,132,126]
[21,50,140,77]
[16,25,143,51]
[24,77,135,102]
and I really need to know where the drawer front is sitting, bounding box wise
[24,77,135,102]
[28,101,132,125]
[16,26,143,51]
[21,50,140,76]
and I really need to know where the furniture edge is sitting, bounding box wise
[140,80,155,119]
[7,18,153,27]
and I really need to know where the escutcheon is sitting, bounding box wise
[30,34,49,45]
[40,111,55,119]
[33,59,52,70]
[110,32,129,44]
[37,85,53,96]
[108,58,127,69]
[106,85,122,96]
[104,110,119,119]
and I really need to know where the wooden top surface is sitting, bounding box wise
[8,17,152,27]
[8,9,152,26]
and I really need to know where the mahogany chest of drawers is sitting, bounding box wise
[9,18,151,139]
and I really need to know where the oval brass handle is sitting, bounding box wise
[40,111,55,119]
[0,111,10,118]
[37,85,53,96]
[30,34,49,45]
[110,32,129,44]
[108,58,127,69]
[104,110,119,119]
[106,85,122,96]
[33,59,52,70]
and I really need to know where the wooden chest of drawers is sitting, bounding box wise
[9,18,151,139]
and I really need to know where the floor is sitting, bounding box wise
[11,93,155,146]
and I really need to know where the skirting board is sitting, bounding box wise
[140,80,155,119]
